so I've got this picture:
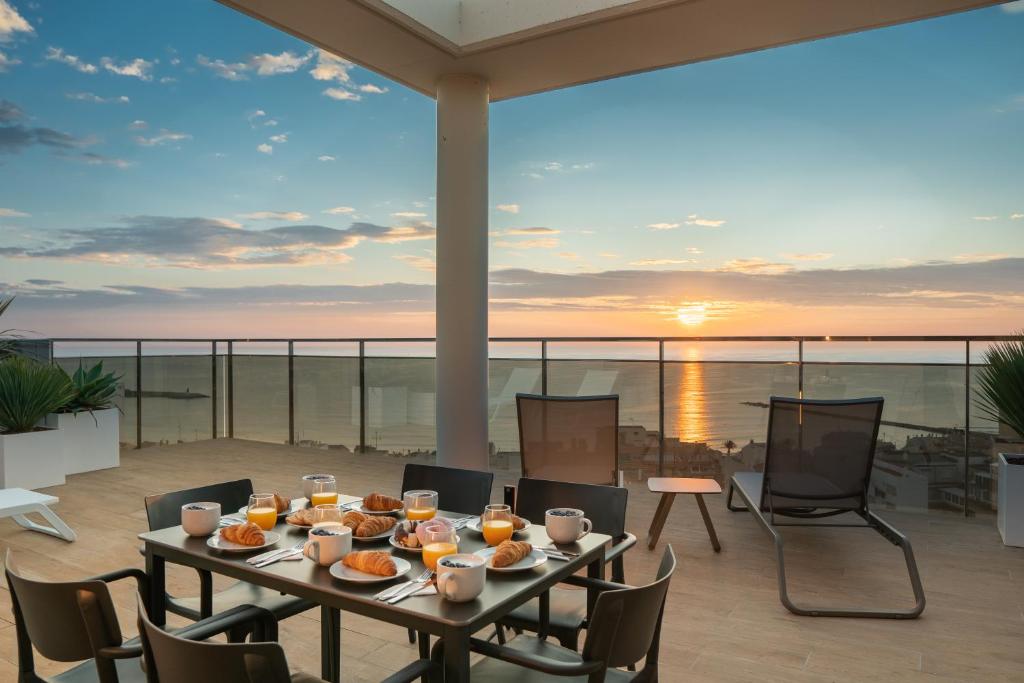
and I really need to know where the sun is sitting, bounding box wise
[676,303,707,326]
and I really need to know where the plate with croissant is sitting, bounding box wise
[350,492,404,516]
[285,507,316,528]
[329,551,411,584]
[341,510,398,540]
[207,523,281,552]
[464,514,530,536]
[474,540,547,573]
[238,493,296,520]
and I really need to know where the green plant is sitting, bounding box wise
[60,360,122,414]
[975,334,1024,441]
[0,356,75,434]
[0,295,17,359]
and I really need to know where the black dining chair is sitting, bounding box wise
[144,480,317,629]
[3,549,274,683]
[436,546,676,682]
[499,477,637,649]
[137,594,439,683]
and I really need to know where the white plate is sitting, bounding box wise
[329,556,412,584]
[352,524,397,542]
[388,533,460,553]
[464,516,531,536]
[207,529,281,553]
[474,546,548,573]
[350,502,404,516]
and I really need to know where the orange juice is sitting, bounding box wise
[310,492,339,507]
[423,541,458,570]
[482,520,514,546]
[247,506,278,531]
[406,507,436,521]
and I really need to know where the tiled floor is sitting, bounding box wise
[1,439,1022,681]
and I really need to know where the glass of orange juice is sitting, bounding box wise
[403,490,437,521]
[422,527,458,571]
[246,493,278,531]
[310,477,339,507]
[313,504,344,529]
[482,504,514,546]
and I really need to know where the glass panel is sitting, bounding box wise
[232,342,289,444]
[293,342,360,451]
[489,341,543,473]
[52,341,138,448]
[140,342,213,446]
[363,342,436,457]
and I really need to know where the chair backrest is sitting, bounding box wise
[137,596,291,683]
[761,396,884,514]
[582,545,676,669]
[4,550,122,665]
[145,479,254,531]
[401,464,494,515]
[514,477,627,539]
[516,393,619,485]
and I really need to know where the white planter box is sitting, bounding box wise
[0,428,66,490]
[45,408,120,475]
[997,453,1024,548]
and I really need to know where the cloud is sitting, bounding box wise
[527,161,595,179]
[257,143,272,154]
[45,46,97,74]
[685,214,726,228]
[0,123,88,155]
[73,152,133,168]
[629,258,695,266]
[134,129,191,147]
[323,206,355,215]
[686,247,703,255]
[719,258,794,275]
[0,0,33,41]
[496,204,520,214]
[780,252,834,261]
[505,227,558,235]
[557,252,580,261]
[358,84,388,94]
[128,119,147,130]
[494,238,559,249]
[250,50,312,76]
[1,216,436,268]
[269,133,288,143]
[100,56,154,81]
[238,211,309,222]
[66,92,130,104]
[0,99,23,122]
[323,87,361,101]
[952,253,1010,263]
[394,254,435,272]
[972,215,998,221]
[318,155,336,162]
[599,252,619,259]
[392,211,426,218]
[1012,213,1023,220]
[310,49,351,83]
[196,54,248,81]
[0,49,19,71]
[647,222,679,230]
[1001,0,1024,13]
[0,207,29,217]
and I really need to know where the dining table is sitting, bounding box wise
[138,494,612,682]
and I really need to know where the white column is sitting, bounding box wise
[434,74,490,471]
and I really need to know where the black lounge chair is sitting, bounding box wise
[727,396,925,619]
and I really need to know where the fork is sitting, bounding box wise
[387,571,435,604]
[250,541,305,567]
[375,568,431,601]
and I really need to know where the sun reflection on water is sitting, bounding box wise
[674,347,710,443]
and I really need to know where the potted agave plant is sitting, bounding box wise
[46,361,122,474]
[0,356,75,489]
[974,334,1024,547]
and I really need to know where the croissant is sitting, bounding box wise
[491,540,532,568]
[356,515,396,538]
[221,522,265,546]
[343,551,397,576]
[342,510,368,530]
[286,508,315,527]
[273,493,291,514]
[364,492,403,512]
[512,515,527,531]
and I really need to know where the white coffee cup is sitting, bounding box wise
[302,474,333,501]
[545,508,592,544]
[304,525,352,566]
[436,553,486,603]
[181,502,221,537]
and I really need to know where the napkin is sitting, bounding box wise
[410,583,437,597]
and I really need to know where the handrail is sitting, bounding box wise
[43,335,1018,343]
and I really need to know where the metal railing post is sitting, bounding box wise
[227,341,234,438]
[658,340,665,477]
[288,341,295,445]
[135,341,142,449]
[964,339,971,518]
[798,338,804,398]
[541,340,548,395]
[211,341,217,439]
[359,341,366,454]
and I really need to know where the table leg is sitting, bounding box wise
[538,590,550,640]
[144,549,166,626]
[695,494,721,552]
[647,493,675,550]
[320,605,340,683]
[442,627,471,682]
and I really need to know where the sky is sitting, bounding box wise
[0,0,1022,339]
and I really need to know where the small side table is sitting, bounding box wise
[646,477,721,552]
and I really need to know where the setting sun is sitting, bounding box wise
[676,303,707,326]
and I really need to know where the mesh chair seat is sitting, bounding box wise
[51,657,147,683]
[467,636,638,683]
[501,586,588,649]
[167,580,312,622]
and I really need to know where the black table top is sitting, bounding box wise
[139,497,610,632]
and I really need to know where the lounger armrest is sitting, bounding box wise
[173,604,279,642]
[89,567,150,603]
[604,533,636,563]
[560,575,630,592]
[468,638,605,676]
[96,644,144,660]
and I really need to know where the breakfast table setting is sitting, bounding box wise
[139,474,612,682]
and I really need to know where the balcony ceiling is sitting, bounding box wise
[216,0,1004,101]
